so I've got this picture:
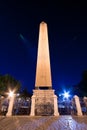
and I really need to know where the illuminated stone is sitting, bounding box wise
[74,95,83,116]
[30,22,59,116]
[35,22,52,88]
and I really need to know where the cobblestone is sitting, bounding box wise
[0,116,87,130]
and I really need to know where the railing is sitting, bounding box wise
[12,97,31,115]
[58,97,77,115]
[0,96,87,116]
[0,97,9,116]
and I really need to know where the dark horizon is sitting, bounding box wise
[0,1,87,94]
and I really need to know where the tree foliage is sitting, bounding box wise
[76,70,87,96]
[0,74,21,96]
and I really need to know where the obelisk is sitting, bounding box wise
[30,21,59,116]
[35,22,52,88]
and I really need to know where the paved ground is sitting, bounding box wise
[0,116,87,130]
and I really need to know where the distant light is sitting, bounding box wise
[59,94,61,96]
[63,91,70,99]
[9,91,14,97]
[16,93,20,96]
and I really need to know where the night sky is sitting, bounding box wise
[0,1,87,94]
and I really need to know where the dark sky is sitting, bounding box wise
[0,1,87,94]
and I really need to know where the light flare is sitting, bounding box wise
[63,91,70,99]
[9,90,14,97]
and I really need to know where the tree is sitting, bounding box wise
[76,70,87,96]
[0,74,21,96]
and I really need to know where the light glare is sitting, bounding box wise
[9,91,14,97]
[63,91,70,99]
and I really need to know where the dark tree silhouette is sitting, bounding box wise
[76,70,87,96]
[0,74,21,96]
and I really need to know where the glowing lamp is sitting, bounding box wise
[9,91,14,97]
[63,91,70,99]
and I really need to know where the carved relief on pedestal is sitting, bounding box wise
[35,97,54,116]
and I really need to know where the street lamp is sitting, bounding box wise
[8,90,14,98]
[63,91,70,99]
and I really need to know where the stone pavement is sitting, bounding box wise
[0,116,87,130]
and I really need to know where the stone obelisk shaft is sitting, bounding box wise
[35,22,52,88]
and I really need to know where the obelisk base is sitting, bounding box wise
[30,89,59,116]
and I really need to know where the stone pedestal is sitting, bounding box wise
[6,95,15,116]
[74,95,83,116]
[30,89,59,116]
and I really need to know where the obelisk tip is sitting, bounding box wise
[41,21,46,24]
